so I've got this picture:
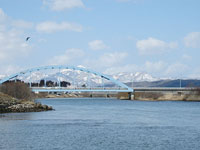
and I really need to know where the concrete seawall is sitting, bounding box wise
[133,87,200,101]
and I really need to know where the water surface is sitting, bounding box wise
[0,98,200,150]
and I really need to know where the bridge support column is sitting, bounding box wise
[44,79,46,87]
[117,92,133,100]
[102,78,104,89]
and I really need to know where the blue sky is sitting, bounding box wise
[0,0,200,78]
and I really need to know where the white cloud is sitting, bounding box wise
[84,52,128,72]
[12,20,34,29]
[143,61,189,77]
[136,37,177,55]
[165,63,188,76]
[36,21,82,33]
[0,9,33,30]
[184,32,200,48]
[0,65,22,76]
[116,0,131,2]
[104,61,189,78]
[104,64,139,75]
[182,54,192,61]
[0,8,7,31]
[144,61,167,74]
[188,68,200,79]
[38,38,47,43]
[0,8,6,22]
[0,9,34,76]
[49,48,85,65]
[116,0,142,2]
[0,29,31,62]
[0,9,32,65]
[88,40,109,50]
[43,0,84,11]
[98,52,128,67]
[103,61,167,76]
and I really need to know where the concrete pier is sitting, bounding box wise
[117,92,133,100]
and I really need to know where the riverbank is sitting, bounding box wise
[0,92,53,113]
[134,91,200,101]
[35,92,200,101]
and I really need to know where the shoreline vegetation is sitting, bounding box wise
[0,82,53,114]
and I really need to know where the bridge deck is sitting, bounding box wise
[133,87,197,92]
[31,87,133,93]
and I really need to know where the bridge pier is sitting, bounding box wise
[44,79,46,87]
[117,92,133,100]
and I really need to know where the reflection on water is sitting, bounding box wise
[0,98,200,150]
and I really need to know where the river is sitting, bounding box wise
[0,98,200,150]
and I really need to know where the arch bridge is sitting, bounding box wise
[0,65,133,93]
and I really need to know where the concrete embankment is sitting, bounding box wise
[0,92,53,113]
[134,92,200,101]
[133,88,200,101]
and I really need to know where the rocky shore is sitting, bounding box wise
[0,92,53,113]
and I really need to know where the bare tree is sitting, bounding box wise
[0,82,32,100]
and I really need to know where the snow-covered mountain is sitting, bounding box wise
[17,69,104,86]
[0,75,7,81]
[112,72,158,83]
[16,70,158,85]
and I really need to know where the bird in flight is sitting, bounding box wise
[26,37,30,41]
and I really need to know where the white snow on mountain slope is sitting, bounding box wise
[16,69,104,86]
[0,75,6,80]
[112,72,158,83]
[18,72,47,82]
[18,70,158,84]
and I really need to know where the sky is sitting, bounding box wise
[0,0,200,79]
